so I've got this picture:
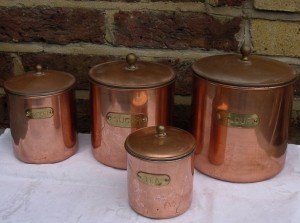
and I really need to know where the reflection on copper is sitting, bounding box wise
[91,85,102,148]
[127,154,194,219]
[91,85,173,169]
[8,91,77,164]
[192,78,207,155]
[131,91,148,107]
[192,78,294,183]
[209,100,228,166]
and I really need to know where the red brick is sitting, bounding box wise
[0,53,13,87]
[74,0,139,1]
[0,7,105,44]
[158,59,193,95]
[293,65,300,96]
[114,11,242,51]
[295,77,300,97]
[215,0,245,6]
[150,0,202,2]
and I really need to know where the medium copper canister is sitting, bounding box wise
[191,45,297,183]
[125,125,196,219]
[4,65,77,164]
[89,54,175,169]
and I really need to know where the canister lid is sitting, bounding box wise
[88,53,176,89]
[125,125,196,161]
[192,44,296,87]
[4,65,76,96]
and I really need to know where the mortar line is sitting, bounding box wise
[0,42,299,64]
[0,0,207,12]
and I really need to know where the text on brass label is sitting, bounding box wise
[217,111,260,128]
[137,171,171,186]
[25,107,54,119]
[106,112,148,128]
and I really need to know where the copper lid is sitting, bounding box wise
[4,65,76,96]
[125,125,196,161]
[88,53,176,89]
[192,44,296,87]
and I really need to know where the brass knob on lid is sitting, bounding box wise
[156,125,166,137]
[36,64,44,75]
[126,53,138,70]
[240,43,251,61]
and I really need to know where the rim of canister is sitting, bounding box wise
[125,125,196,162]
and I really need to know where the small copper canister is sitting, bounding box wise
[89,54,175,169]
[125,125,196,219]
[192,45,297,183]
[4,65,77,163]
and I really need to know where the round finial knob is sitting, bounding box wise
[36,64,43,75]
[156,125,166,137]
[126,53,137,70]
[240,43,251,61]
[36,64,42,72]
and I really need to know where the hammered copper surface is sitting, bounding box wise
[127,154,194,219]
[8,91,77,163]
[192,47,296,87]
[91,85,173,169]
[4,65,76,96]
[125,125,195,161]
[192,78,294,182]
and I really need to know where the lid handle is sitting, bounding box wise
[240,43,251,61]
[35,64,44,76]
[126,53,138,71]
[156,125,166,138]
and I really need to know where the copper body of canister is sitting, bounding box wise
[8,91,77,164]
[127,154,194,219]
[192,78,294,183]
[91,85,173,169]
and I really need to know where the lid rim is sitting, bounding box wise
[192,70,297,88]
[88,60,176,89]
[4,83,76,97]
[4,70,76,96]
[125,143,196,162]
[125,126,196,162]
[192,54,296,87]
[88,76,176,89]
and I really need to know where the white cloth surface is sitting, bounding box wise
[0,129,300,223]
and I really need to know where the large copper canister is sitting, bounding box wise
[192,45,297,183]
[89,54,175,169]
[4,65,77,164]
[125,125,196,219]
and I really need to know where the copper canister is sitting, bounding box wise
[125,125,195,219]
[191,45,297,183]
[89,54,175,169]
[4,65,77,163]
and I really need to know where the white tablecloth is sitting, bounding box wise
[0,129,300,223]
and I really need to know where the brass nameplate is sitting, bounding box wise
[25,107,54,119]
[106,112,148,128]
[137,172,171,186]
[217,111,259,128]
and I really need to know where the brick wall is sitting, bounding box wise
[0,0,299,142]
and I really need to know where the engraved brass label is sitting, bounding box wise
[137,172,171,186]
[217,111,260,128]
[106,113,148,128]
[25,107,54,119]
